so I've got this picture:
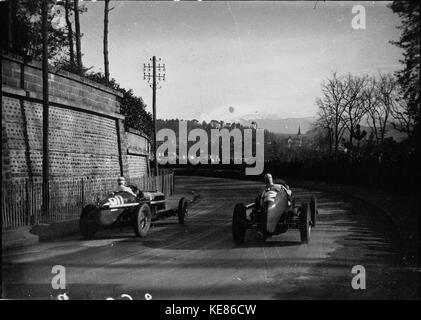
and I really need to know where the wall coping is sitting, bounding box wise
[127,127,150,141]
[2,85,125,120]
[1,52,124,98]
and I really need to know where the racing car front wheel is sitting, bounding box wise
[299,203,311,244]
[232,203,247,244]
[133,204,152,237]
[80,204,98,239]
[178,197,188,224]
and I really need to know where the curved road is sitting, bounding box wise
[2,176,419,299]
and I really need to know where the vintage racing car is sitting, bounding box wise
[232,182,317,244]
[80,184,188,239]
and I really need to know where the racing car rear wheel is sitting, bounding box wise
[232,203,247,244]
[310,196,317,227]
[178,197,188,224]
[133,204,152,237]
[299,203,311,244]
[291,196,296,208]
[80,204,98,239]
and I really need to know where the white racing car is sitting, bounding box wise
[80,185,188,239]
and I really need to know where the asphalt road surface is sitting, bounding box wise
[2,176,419,299]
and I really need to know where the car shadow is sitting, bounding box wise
[235,240,301,248]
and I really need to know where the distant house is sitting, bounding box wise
[287,126,303,148]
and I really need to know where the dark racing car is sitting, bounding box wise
[80,184,188,239]
[232,174,318,244]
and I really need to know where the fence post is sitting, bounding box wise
[25,179,30,225]
[81,178,85,208]
[171,172,174,195]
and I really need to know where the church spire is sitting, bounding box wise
[297,125,301,136]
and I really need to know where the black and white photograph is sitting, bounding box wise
[0,0,420,303]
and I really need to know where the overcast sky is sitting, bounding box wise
[79,1,403,121]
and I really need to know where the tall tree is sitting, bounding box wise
[315,100,334,156]
[390,84,416,139]
[64,0,75,66]
[389,1,420,135]
[1,0,69,62]
[73,0,82,73]
[364,74,397,147]
[103,0,113,82]
[342,74,368,150]
[316,73,349,160]
[364,76,382,146]
[7,0,15,51]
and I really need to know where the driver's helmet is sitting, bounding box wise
[264,173,273,186]
[117,176,126,186]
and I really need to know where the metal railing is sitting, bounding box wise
[1,172,174,229]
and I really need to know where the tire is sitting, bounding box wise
[299,203,311,244]
[255,195,262,207]
[133,203,152,237]
[80,204,98,239]
[310,196,317,227]
[291,195,296,209]
[178,197,188,224]
[232,203,247,244]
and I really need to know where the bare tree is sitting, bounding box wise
[317,73,349,159]
[364,76,382,145]
[365,74,396,145]
[315,98,334,155]
[342,74,369,150]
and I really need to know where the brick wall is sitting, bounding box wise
[126,129,151,178]
[1,53,150,181]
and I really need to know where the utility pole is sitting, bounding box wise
[152,56,157,176]
[144,56,166,176]
[42,0,50,216]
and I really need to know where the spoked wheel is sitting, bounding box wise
[80,204,99,239]
[232,203,247,244]
[133,203,152,237]
[178,197,188,224]
[299,203,311,244]
[310,196,317,227]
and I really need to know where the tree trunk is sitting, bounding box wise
[8,0,13,51]
[74,0,82,73]
[41,0,50,217]
[348,115,354,156]
[65,0,75,66]
[334,117,339,162]
[103,0,110,82]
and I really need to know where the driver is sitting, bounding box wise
[264,173,282,192]
[117,176,137,196]
[264,173,292,203]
